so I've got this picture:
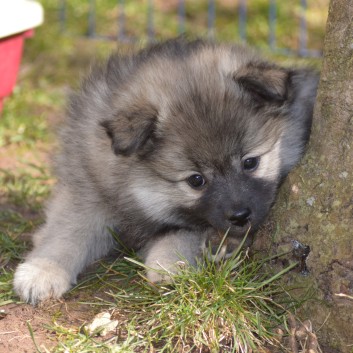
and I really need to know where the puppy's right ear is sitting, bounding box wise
[101,105,158,156]
[234,62,289,104]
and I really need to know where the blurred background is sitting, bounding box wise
[0,0,329,142]
[0,0,329,282]
[58,0,328,56]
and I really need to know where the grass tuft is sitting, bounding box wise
[76,238,299,353]
[0,268,16,306]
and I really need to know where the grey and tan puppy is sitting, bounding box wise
[14,38,318,304]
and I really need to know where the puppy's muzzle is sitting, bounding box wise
[228,207,251,227]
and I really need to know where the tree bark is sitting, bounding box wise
[261,0,353,351]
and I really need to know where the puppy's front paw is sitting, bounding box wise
[146,268,172,284]
[13,258,72,305]
[145,260,187,284]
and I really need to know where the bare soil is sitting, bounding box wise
[0,303,56,353]
[0,297,102,353]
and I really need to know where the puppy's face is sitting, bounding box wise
[101,44,317,240]
[130,88,285,238]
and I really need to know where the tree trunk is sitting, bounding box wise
[260,1,353,351]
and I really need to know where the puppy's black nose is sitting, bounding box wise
[228,208,251,226]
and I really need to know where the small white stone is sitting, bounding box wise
[85,312,119,336]
[339,171,348,179]
[306,197,315,206]
[291,184,299,194]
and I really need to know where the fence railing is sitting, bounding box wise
[59,0,327,57]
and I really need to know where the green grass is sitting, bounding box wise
[0,269,16,306]
[0,167,52,305]
[0,212,28,266]
[45,241,299,353]
[39,323,126,353]
[110,256,296,351]
[0,166,52,208]
[0,84,60,147]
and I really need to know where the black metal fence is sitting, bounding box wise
[59,0,328,57]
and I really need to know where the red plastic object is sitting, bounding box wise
[0,29,33,113]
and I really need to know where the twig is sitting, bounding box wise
[335,293,353,300]
[26,321,43,353]
[288,314,299,353]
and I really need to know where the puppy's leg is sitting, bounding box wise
[13,187,115,305]
[139,230,209,283]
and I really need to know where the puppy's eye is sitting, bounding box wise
[187,174,206,189]
[242,157,260,172]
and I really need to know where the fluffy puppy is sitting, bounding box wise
[14,38,319,304]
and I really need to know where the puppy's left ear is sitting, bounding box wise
[101,105,158,156]
[235,62,319,175]
[235,62,289,103]
[234,62,319,114]
[278,68,319,174]
[286,68,319,133]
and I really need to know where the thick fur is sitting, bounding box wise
[14,38,319,304]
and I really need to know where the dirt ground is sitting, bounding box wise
[0,302,58,353]
[0,296,104,353]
